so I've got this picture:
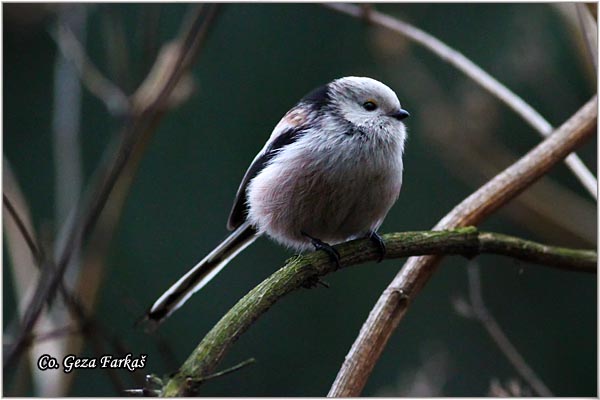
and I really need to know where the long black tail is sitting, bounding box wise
[145,222,258,327]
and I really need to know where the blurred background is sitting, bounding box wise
[3,3,597,396]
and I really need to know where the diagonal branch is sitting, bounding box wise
[3,194,42,264]
[459,262,553,396]
[3,159,136,393]
[324,3,598,199]
[157,227,595,396]
[51,21,130,116]
[327,96,597,397]
[575,3,598,72]
[3,4,222,371]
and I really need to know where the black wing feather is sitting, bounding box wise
[227,126,306,230]
[299,83,331,110]
[227,82,332,230]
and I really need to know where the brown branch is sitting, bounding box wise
[3,161,143,393]
[327,96,597,397]
[575,3,598,72]
[158,227,595,396]
[324,3,597,198]
[50,7,87,394]
[3,4,221,370]
[3,193,42,263]
[52,23,130,116]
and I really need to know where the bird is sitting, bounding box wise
[145,76,409,326]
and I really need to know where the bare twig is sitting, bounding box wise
[2,161,67,396]
[195,358,256,383]
[52,22,130,115]
[124,388,160,397]
[53,6,86,237]
[5,158,139,395]
[132,357,256,395]
[159,227,595,396]
[3,179,138,394]
[4,4,221,371]
[488,378,533,396]
[382,54,595,245]
[49,6,86,395]
[328,96,597,397]
[575,3,598,71]
[29,326,82,344]
[324,3,598,199]
[5,137,139,396]
[3,194,42,263]
[461,263,553,396]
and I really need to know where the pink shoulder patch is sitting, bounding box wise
[283,108,308,127]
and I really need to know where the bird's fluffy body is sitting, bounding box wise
[244,77,407,250]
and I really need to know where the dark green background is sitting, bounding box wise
[3,3,597,396]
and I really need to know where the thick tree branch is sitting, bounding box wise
[157,227,595,396]
[328,96,597,397]
[324,3,598,199]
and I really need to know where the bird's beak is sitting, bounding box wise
[389,109,410,121]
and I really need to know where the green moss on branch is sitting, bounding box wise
[160,227,595,396]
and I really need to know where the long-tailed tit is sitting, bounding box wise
[146,76,409,326]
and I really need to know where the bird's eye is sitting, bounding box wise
[363,101,378,111]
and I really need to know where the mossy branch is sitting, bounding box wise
[158,227,595,396]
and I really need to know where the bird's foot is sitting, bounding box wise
[301,231,341,269]
[368,231,386,262]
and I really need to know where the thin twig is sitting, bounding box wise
[52,23,130,116]
[30,325,82,344]
[3,194,42,263]
[4,162,140,393]
[464,263,553,396]
[130,358,255,394]
[2,161,72,396]
[575,3,598,72]
[124,388,160,397]
[328,96,597,397]
[50,6,86,395]
[159,227,595,396]
[393,54,595,245]
[324,3,598,199]
[196,358,256,383]
[3,4,221,371]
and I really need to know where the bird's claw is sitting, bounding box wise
[301,231,341,269]
[368,231,386,262]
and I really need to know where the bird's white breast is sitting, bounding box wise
[246,122,406,251]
